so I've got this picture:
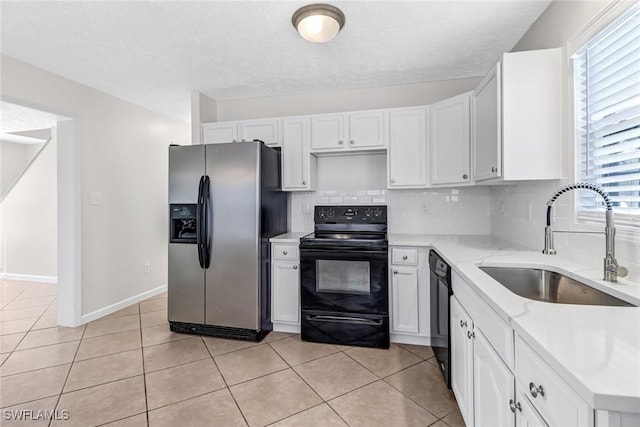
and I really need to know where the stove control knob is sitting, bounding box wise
[365,208,373,217]
[374,208,382,217]
[327,209,335,218]
[318,209,326,218]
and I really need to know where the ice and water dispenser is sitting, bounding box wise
[170,204,198,243]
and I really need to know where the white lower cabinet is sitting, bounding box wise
[391,267,419,334]
[270,243,300,333]
[389,246,430,345]
[473,329,515,427]
[451,297,474,426]
[452,271,595,427]
[516,386,548,427]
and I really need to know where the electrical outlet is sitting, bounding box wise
[421,203,430,215]
[144,263,150,275]
[302,202,311,215]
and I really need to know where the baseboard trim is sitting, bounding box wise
[390,334,431,346]
[0,273,58,283]
[80,284,167,324]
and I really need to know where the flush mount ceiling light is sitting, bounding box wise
[292,4,345,43]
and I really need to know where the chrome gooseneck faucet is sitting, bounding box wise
[543,182,628,282]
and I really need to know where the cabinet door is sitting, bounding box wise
[349,111,387,149]
[473,63,502,181]
[451,297,474,427]
[282,117,310,190]
[430,93,471,185]
[240,119,281,146]
[202,123,238,144]
[473,329,515,427]
[311,114,345,151]
[388,108,427,188]
[391,267,419,334]
[271,261,300,324]
[516,390,548,427]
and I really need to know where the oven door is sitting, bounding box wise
[300,247,388,314]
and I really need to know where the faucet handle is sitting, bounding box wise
[617,265,629,278]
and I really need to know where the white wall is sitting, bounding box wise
[216,78,481,121]
[1,55,190,320]
[0,139,57,277]
[190,91,218,144]
[1,141,28,195]
[492,0,640,281]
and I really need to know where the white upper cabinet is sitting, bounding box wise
[311,114,345,150]
[240,119,281,147]
[349,110,387,149]
[429,92,472,186]
[202,122,239,144]
[388,107,427,188]
[310,110,387,152]
[282,117,316,191]
[203,119,281,146]
[473,48,563,182]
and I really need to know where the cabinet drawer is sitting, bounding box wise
[391,248,418,265]
[272,244,299,261]
[516,336,591,427]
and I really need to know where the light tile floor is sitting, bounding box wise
[0,279,464,426]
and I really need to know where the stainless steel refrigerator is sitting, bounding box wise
[168,141,287,341]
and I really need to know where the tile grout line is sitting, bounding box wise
[200,335,251,427]
[49,312,87,427]
[138,307,150,427]
[1,296,59,369]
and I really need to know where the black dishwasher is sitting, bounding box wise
[429,250,452,388]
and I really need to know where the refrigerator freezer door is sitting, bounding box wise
[168,145,206,324]
[205,142,261,330]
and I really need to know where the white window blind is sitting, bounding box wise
[574,4,640,227]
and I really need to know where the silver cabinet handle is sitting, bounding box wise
[463,174,468,179]
[529,382,544,398]
[402,255,408,260]
[293,265,298,270]
[459,320,467,328]
[390,179,396,184]
[509,399,522,413]
[467,330,475,339]
[491,166,498,173]
[302,180,307,185]
[338,140,344,145]
[283,251,288,255]
[350,140,355,145]
[393,269,398,274]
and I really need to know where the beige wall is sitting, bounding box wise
[216,78,481,121]
[1,139,57,277]
[1,55,190,318]
[491,0,640,281]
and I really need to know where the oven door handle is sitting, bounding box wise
[299,248,388,256]
[305,314,383,326]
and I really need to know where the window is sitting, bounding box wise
[573,4,640,228]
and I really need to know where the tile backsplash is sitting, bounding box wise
[289,187,492,235]
[490,181,640,282]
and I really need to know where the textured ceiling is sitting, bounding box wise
[0,1,551,121]
[0,101,63,144]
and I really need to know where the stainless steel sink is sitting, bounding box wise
[479,266,634,307]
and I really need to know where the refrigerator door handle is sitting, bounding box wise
[203,175,212,269]
[196,175,205,269]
